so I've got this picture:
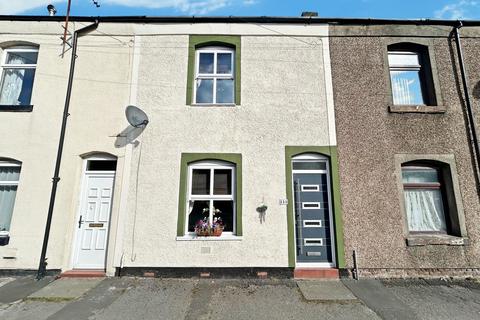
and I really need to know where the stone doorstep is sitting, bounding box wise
[297,279,357,302]
[60,270,106,278]
[294,268,340,279]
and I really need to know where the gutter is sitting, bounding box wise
[0,15,479,26]
[453,22,480,191]
[37,20,99,280]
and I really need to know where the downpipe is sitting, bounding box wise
[37,21,99,280]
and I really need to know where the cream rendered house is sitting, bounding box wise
[0,16,343,278]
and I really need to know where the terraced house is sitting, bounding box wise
[0,14,479,279]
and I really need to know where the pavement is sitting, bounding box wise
[0,275,479,319]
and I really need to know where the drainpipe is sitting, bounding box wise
[37,20,99,280]
[453,21,480,189]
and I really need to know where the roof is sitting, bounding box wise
[0,15,479,26]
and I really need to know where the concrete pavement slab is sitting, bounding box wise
[45,278,132,320]
[296,280,357,301]
[0,276,55,304]
[342,279,419,320]
[28,278,103,301]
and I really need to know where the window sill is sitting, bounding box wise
[388,105,446,114]
[176,235,243,241]
[190,104,237,108]
[406,234,468,247]
[0,105,33,112]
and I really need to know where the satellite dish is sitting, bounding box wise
[125,105,149,128]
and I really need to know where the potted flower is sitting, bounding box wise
[194,207,225,237]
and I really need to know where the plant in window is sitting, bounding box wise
[195,207,225,236]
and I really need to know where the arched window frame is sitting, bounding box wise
[387,42,436,107]
[177,153,242,238]
[194,45,235,105]
[186,160,236,235]
[395,154,468,246]
[186,35,241,106]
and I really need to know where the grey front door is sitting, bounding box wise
[293,160,335,265]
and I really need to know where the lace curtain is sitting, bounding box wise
[0,166,20,231]
[0,54,34,105]
[404,189,447,232]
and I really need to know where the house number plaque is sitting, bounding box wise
[89,223,104,228]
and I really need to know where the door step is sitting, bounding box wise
[60,270,106,278]
[294,268,339,279]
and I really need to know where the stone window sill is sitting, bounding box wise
[388,105,446,114]
[0,105,33,112]
[406,234,468,247]
[176,235,243,241]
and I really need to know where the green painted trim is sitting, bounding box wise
[186,35,241,105]
[284,146,345,268]
[177,153,243,236]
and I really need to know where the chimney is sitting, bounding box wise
[47,4,57,16]
[301,11,318,17]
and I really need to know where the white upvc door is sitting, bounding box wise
[73,173,115,269]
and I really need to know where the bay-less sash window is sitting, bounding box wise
[402,165,447,233]
[0,47,38,106]
[0,162,21,232]
[187,161,235,234]
[194,47,235,105]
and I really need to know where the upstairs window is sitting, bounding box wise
[194,46,235,105]
[388,44,436,106]
[0,161,21,233]
[0,47,38,106]
[402,165,447,233]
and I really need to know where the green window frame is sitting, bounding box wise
[177,153,242,236]
[186,35,241,106]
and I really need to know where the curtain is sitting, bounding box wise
[0,54,30,105]
[404,189,447,232]
[0,186,17,231]
[0,166,20,231]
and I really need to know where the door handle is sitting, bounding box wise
[78,215,83,228]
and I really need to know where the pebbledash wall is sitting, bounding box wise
[0,18,340,276]
[329,24,480,278]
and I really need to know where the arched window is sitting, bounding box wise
[0,159,21,235]
[194,45,235,105]
[0,46,38,107]
[387,43,436,106]
[401,162,448,233]
[187,160,236,235]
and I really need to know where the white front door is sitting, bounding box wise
[73,173,115,269]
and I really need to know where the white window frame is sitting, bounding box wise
[187,160,236,235]
[0,161,21,186]
[0,161,21,233]
[388,50,425,106]
[194,46,235,105]
[0,47,38,105]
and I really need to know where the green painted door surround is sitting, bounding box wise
[186,35,241,105]
[285,146,345,268]
[177,153,243,236]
